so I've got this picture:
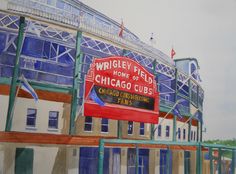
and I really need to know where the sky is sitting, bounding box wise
[80,0,236,140]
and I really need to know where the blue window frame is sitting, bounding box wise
[84,116,93,131]
[26,108,37,127]
[48,111,59,129]
[158,125,162,137]
[101,118,109,133]
[166,125,170,137]
[178,128,181,139]
[139,123,145,135]
[183,129,186,140]
[128,121,133,135]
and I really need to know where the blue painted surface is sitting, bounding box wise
[127,148,149,174]
[160,149,172,174]
[79,147,110,174]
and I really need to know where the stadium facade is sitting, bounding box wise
[0,0,235,174]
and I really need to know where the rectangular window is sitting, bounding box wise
[26,108,37,127]
[178,128,181,139]
[84,116,93,131]
[158,125,162,137]
[128,121,133,135]
[48,111,59,129]
[193,131,196,141]
[183,129,186,140]
[191,130,193,140]
[101,118,109,133]
[166,126,170,137]
[140,123,145,135]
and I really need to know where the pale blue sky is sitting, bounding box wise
[80,0,236,140]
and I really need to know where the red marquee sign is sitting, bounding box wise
[84,56,159,123]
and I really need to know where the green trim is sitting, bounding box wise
[0,77,11,85]
[0,78,71,94]
[5,17,25,132]
[160,106,172,113]
[69,31,82,135]
[30,81,71,93]
[98,139,105,174]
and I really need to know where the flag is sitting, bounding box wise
[173,104,183,119]
[171,48,176,59]
[90,88,105,106]
[20,75,38,101]
[149,33,156,45]
[118,20,124,38]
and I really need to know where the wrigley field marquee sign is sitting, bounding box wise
[84,56,159,123]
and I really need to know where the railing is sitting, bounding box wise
[2,0,174,67]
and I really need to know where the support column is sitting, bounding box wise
[232,150,235,174]
[196,143,202,174]
[173,116,177,141]
[209,148,213,174]
[173,68,178,142]
[197,123,199,142]
[218,148,222,174]
[200,123,203,142]
[166,146,171,174]
[98,139,105,174]
[5,16,25,131]
[188,119,191,142]
[151,59,157,140]
[135,145,139,174]
[118,49,129,139]
[69,31,83,135]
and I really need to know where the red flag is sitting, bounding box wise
[171,48,176,59]
[118,20,124,38]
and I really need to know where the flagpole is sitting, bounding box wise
[6,80,22,130]
[175,110,199,138]
[153,69,197,134]
[74,83,94,122]
[152,99,183,133]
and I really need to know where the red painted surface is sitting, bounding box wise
[84,56,159,123]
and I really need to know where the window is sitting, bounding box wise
[48,111,59,129]
[165,95,170,101]
[193,131,196,141]
[183,129,186,140]
[101,118,109,133]
[191,131,193,140]
[178,128,181,139]
[128,121,133,135]
[140,123,145,135]
[84,116,93,131]
[26,108,37,127]
[166,126,170,137]
[157,125,162,137]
